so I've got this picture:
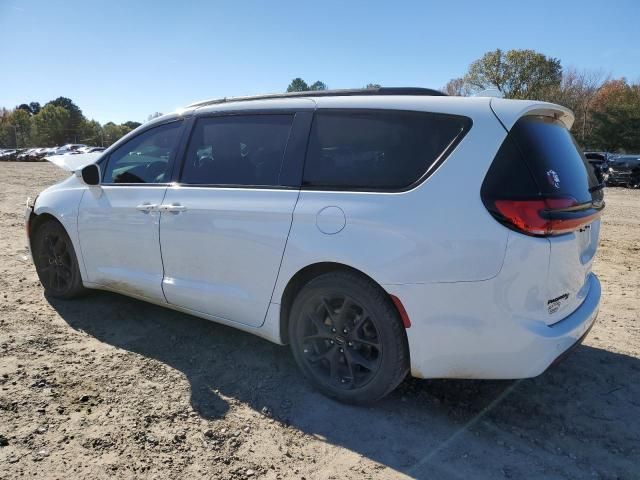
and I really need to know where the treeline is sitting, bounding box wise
[0,97,152,148]
[442,49,640,152]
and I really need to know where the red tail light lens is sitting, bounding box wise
[493,197,601,236]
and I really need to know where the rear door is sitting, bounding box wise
[508,116,604,323]
[77,120,184,301]
[159,112,311,326]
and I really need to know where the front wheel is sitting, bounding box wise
[32,220,86,299]
[289,271,409,404]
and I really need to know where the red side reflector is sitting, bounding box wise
[390,295,411,328]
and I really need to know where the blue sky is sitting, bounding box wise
[1,0,639,124]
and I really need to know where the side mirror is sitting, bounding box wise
[80,164,101,186]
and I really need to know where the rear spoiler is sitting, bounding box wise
[45,152,103,172]
[490,98,574,130]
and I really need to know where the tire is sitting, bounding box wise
[32,220,86,299]
[288,270,409,404]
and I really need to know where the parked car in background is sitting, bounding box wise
[7,149,27,161]
[17,148,37,161]
[584,152,611,184]
[607,155,640,188]
[83,146,106,153]
[0,149,17,160]
[26,88,603,403]
[54,144,87,155]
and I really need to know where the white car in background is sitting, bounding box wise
[53,144,87,155]
[25,88,604,403]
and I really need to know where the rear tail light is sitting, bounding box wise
[491,197,602,236]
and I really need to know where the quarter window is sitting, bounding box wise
[181,115,294,186]
[103,121,183,184]
[303,111,470,190]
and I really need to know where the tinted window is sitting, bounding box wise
[510,116,601,204]
[181,115,294,186]
[481,136,539,201]
[303,110,470,189]
[103,121,182,184]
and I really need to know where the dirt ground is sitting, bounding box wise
[0,162,638,480]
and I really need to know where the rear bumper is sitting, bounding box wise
[385,273,600,379]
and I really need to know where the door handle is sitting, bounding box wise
[158,203,187,213]
[136,203,158,213]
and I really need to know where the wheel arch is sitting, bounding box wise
[278,261,403,345]
[28,211,62,239]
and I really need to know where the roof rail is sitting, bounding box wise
[187,87,446,109]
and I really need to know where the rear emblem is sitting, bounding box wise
[546,169,561,189]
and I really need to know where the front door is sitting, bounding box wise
[77,120,184,302]
[159,113,300,326]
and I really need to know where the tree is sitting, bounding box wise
[442,77,471,96]
[45,97,84,143]
[17,104,33,115]
[122,121,142,130]
[540,68,608,146]
[80,119,104,146]
[29,102,41,115]
[309,81,327,91]
[589,79,640,151]
[103,122,132,146]
[16,102,42,116]
[286,78,309,92]
[464,49,562,99]
[3,109,32,147]
[32,105,70,146]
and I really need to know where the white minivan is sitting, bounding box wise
[26,88,604,403]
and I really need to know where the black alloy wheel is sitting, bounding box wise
[289,271,408,404]
[32,220,85,299]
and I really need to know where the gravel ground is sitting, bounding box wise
[0,162,639,480]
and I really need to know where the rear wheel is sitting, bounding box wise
[32,220,86,299]
[289,271,409,404]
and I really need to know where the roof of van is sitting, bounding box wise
[151,88,574,132]
[186,87,446,109]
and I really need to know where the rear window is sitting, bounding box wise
[302,110,470,190]
[510,116,601,204]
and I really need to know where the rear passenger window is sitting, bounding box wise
[181,115,294,186]
[303,111,470,190]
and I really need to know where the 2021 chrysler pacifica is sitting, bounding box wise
[25,88,604,403]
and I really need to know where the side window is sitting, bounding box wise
[303,111,470,190]
[181,115,293,186]
[103,121,183,184]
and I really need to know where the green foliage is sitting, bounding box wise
[103,122,133,146]
[122,121,142,130]
[45,96,84,144]
[464,49,562,99]
[16,102,42,116]
[590,80,640,152]
[0,109,33,147]
[0,97,142,148]
[309,81,327,91]
[29,102,41,115]
[17,104,32,115]
[286,78,328,92]
[79,119,104,147]
[31,105,70,146]
[286,78,309,92]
